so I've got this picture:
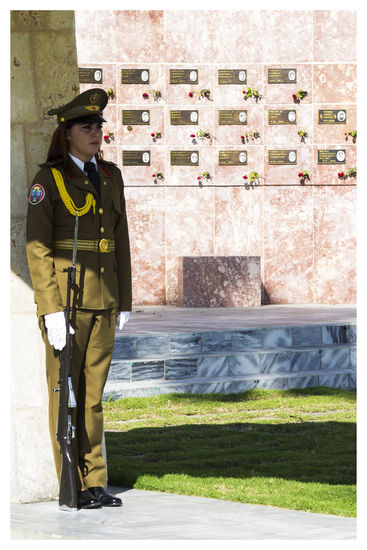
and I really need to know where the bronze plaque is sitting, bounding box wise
[318,149,346,164]
[268,68,297,84]
[219,151,248,166]
[121,69,150,84]
[122,110,150,125]
[122,150,151,166]
[218,69,247,85]
[318,109,347,124]
[170,151,199,166]
[218,110,247,125]
[78,68,103,83]
[170,110,199,125]
[268,109,297,125]
[268,150,297,165]
[170,69,198,84]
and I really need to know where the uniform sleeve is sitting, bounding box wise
[113,170,132,311]
[26,168,64,316]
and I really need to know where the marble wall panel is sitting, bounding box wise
[313,104,356,145]
[165,188,214,303]
[75,10,116,63]
[262,11,313,63]
[118,105,165,146]
[263,187,314,303]
[264,145,313,186]
[214,104,263,147]
[263,64,312,105]
[166,105,213,147]
[166,146,216,186]
[113,11,165,63]
[214,64,263,105]
[164,11,217,63]
[124,187,166,304]
[164,65,214,105]
[313,187,356,303]
[214,186,263,257]
[119,146,165,186]
[313,11,357,62]
[117,64,166,106]
[313,64,357,104]
[215,145,264,186]
[313,144,356,185]
[210,11,264,63]
[264,105,313,147]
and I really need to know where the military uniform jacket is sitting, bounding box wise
[26,156,132,316]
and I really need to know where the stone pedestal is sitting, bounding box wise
[178,256,261,307]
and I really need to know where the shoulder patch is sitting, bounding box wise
[29,183,45,205]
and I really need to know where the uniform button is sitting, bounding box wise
[84,179,89,185]
[103,180,107,186]
[100,267,104,274]
[99,208,103,214]
[100,227,105,233]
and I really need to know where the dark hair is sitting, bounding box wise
[46,121,102,164]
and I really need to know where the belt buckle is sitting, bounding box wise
[99,238,108,253]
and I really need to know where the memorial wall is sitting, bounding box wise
[75,10,357,305]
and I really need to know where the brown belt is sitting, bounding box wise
[53,238,115,253]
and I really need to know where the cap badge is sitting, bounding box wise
[89,92,100,104]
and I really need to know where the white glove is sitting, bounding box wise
[44,311,74,351]
[116,311,130,331]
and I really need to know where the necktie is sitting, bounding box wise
[84,161,101,195]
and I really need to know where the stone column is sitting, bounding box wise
[11,10,79,503]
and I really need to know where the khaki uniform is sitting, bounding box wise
[26,155,132,490]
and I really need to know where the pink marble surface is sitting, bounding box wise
[215,145,264,186]
[313,187,356,303]
[118,105,165,146]
[264,145,313,186]
[214,187,263,258]
[261,11,313,63]
[119,145,166,187]
[313,144,357,185]
[214,64,263,105]
[263,187,314,303]
[313,11,357,62]
[313,64,357,104]
[264,105,313,147]
[165,187,215,304]
[214,104,263,146]
[74,10,357,305]
[263,64,312,105]
[124,187,166,304]
[166,146,216,187]
[313,104,356,144]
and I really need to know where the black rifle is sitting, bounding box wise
[56,212,79,511]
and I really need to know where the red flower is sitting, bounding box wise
[241,135,244,139]
[151,133,155,136]
[152,174,156,177]
[189,92,193,97]
[104,134,109,139]
[243,176,248,179]
[197,176,201,180]
[293,94,297,99]
[142,93,148,98]
[190,134,196,138]
[338,172,344,177]
[298,172,303,177]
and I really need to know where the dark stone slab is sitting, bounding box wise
[178,256,261,307]
[131,360,164,381]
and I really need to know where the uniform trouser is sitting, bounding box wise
[39,307,118,491]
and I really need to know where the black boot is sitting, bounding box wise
[88,487,123,507]
[77,489,102,509]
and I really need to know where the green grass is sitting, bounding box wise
[103,387,356,517]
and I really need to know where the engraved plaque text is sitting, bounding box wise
[121,69,150,84]
[122,151,151,166]
[268,109,297,125]
[268,68,297,84]
[170,69,198,84]
[79,68,103,83]
[218,69,247,85]
[122,110,150,125]
[268,150,297,165]
[170,151,199,166]
[218,110,247,125]
[219,151,248,166]
[318,110,347,124]
[318,149,346,164]
[170,110,199,125]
